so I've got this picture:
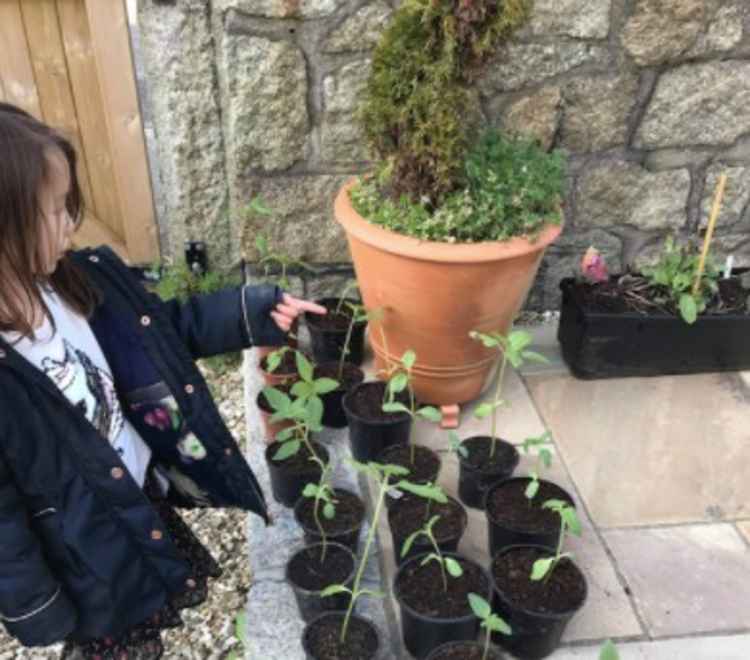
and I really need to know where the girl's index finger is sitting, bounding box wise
[282,293,327,315]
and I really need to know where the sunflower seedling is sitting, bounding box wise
[469,329,547,458]
[530,499,582,582]
[382,349,442,464]
[521,431,553,504]
[321,461,430,644]
[401,513,462,592]
[301,459,336,562]
[467,593,512,660]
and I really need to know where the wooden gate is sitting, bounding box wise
[0,0,159,265]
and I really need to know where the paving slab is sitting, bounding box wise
[553,633,750,659]
[603,524,750,638]
[525,371,750,527]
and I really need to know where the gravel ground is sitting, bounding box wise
[0,361,250,660]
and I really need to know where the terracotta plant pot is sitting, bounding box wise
[334,178,562,405]
[256,389,295,444]
[259,349,306,388]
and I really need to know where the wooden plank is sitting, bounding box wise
[0,0,42,116]
[57,0,126,239]
[85,0,159,264]
[20,0,95,213]
[72,212,129,262]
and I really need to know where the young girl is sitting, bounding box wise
[0,103,325,659]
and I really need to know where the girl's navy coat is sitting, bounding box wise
[0,246,282,647]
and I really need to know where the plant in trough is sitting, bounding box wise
[521,431,553,504]
[469,329,547,458]
[467,593,512,660]
[401,513,461,592]
[530,499,582,583]
[301,459,337,562]
[641,235,720,325]
[320,461,445,644]
[382,350,443,464]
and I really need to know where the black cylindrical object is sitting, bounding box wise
[305,297,367,366]
[302,612,380,660]
[265,441,329,508]
[425,640,505,660]
[458,436,520,510]
[294,488,365,554]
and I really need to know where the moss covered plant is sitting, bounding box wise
[351,0,564,244]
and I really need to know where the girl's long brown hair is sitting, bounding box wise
[0,103,100,339]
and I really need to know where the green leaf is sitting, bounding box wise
[417,406,442,423]
[314,378,340,395]
[397,481,448,503]
[521,350,548,364]
[272,439,301,462]
[320,584,351,598]
[302,483,318,498]
[262,387,291,413]
[473,403,494,419]
[486,613,512,636]
[382,401,410,415]
[359,588,386,600]
[266,350,282,372]
[291,381,313,399]
[525,479,539,500]
[295,351,314,382]
[599,640,620,660]
[561,506,582,536]
[248,196,273,217]
[307,396,324,429]
[401,350,416,370]
[467,592,491,619]
[323,502,336,520]
[539,447,553,469]
[274,426,296,442]
[382,463,411,478]
[530,557,554,581]
[508,330,533,353]
[388,372,409,394]
[445,557,463,578]
[401,530,421,558]
[470,331,499,348]
[679,293,698,324]
[235,612,248,645]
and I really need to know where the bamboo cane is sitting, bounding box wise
[692,174,727,296]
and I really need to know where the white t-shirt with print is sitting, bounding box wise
[0,286,153,487]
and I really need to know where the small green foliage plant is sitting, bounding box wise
[301,459,337,562]
[599,640,620,660]
[641,236,719,325]
[529,499,582,583]
[227,611,248,660]
[321,461,435,644]
[381,350,443,464]
[401,514,463,592]
[467,593,512,660]
[337,301,374,380]
[521,431,553,503]
[469,330,547,458]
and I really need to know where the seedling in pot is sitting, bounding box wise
[530,499,582,583]
[334,279,361,316]
[320,461,438,644]
[290,351,340,406]
[264,345,292,374]
[301,459,337,563]
[248,197,315,291]
[522,431,553,504]
[401,514,462,592]
[469,329,547,458]
[382,350,443,464]
[467,593,512,660]
[337,302,378,381]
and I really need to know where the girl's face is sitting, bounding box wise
[37,148,74,275]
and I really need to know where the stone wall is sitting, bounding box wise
[138,0,750,309]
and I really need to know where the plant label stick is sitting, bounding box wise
[693,174,727,296]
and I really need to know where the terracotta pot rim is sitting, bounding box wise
[335,177,563,264]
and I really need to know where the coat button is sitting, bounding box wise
[184,384,194,395]
[0,349,5,359]
[140,315,151,327]
[111,467,124,480]
[88,255,99,263]
[225,448,232,456]
[151,529,163,541]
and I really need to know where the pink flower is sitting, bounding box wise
[581,246,609,283]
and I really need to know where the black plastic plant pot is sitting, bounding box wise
[265,441,329,508]
[343,381,412,462]
[490,545,588,659]
[558,276,750,379]
[314,362,365,429]
[305,297,367,366]
[394,552,492,660]
[302,611,381,660]
[458,436,520,510]
[484,477,575,558]
[294,488,365,554]
[425,640,505,660]
[388,495,468,566]
[378,444,442,510]
[286,542,356,624]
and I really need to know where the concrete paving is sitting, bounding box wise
[244,323,750,658]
